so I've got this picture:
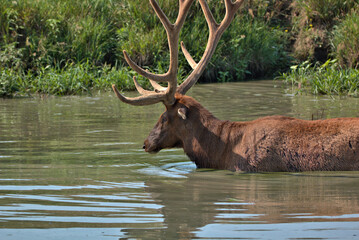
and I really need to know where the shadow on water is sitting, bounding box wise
[0,80,359,239]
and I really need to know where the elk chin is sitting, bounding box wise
[146,147,161,154]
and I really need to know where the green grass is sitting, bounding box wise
[280,60,359,96]
[0,62,156,97]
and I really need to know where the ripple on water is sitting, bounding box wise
[137,161,196,178]
[93,142,136,146]
[1,82,359,239]
[193,222,359,239]
[0,179,164,228]
[0,228,126,240]
[0,181,146,191]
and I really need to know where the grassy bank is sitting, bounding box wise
[0,63,147,96]
[280,60,359,96]
[1,0,358,97]
[280,1,359,96]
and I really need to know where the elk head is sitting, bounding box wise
[112,0,244,153]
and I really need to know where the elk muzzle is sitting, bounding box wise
[143,139,160,153]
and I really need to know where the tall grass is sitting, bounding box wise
[294,0,356,24]
[291,0,357,62]
[331,7,359,68]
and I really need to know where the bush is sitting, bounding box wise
[0,0,122,70]
[0,68,22,97]
[206,17,290,82]
[290,0,357,62]
[331,7,359,68]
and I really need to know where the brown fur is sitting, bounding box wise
[143,94,359,172]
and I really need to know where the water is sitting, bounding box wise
[1,80,359,239]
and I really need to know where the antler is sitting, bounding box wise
[177,0,244,94]
[113,0,244,105]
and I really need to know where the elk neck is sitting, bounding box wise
[175,94,243,169]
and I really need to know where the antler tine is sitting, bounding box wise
[177,0,244,95]
[149,0,173,31]
[112,84,167,106]
[111,76,167,106]
[133,76,153,95]
[123,51,169,83]
[150,80,167,92]
[181,41,197,69]
[198,0,219,31]
[222,0,244,30]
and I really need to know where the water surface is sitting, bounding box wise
[1,80,359,239]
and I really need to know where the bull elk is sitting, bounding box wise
[112,0,359,172]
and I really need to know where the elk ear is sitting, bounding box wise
[177,107,187,120]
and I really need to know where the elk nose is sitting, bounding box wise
[142,144,146,149]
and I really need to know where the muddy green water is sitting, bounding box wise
[1,80,359,239]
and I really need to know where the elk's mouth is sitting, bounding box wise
[143,144,160,154]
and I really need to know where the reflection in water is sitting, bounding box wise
[121,171,359,239]
[1,81,359,239]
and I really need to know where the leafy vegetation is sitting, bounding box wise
[0,0,358,97]
[290,0,357,62]
[280,60,359,96]
[0,0,293,96]
[0,62,153,97]
[331,7,359,68]
[281,0,359,95]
